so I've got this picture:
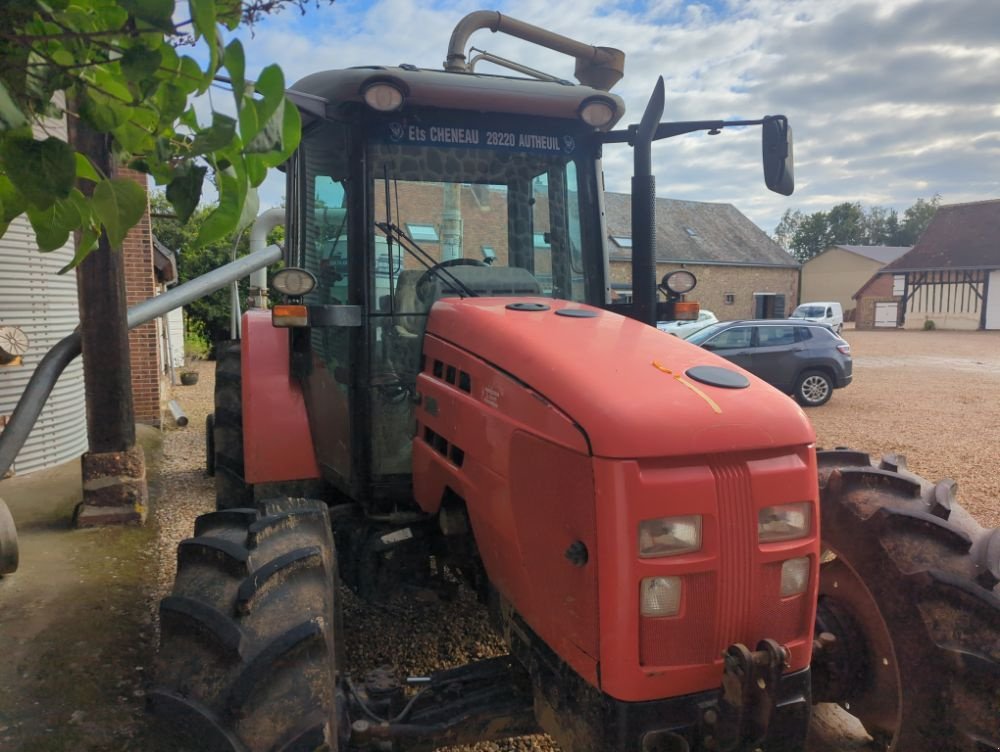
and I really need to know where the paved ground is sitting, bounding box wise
[0,328,997,750]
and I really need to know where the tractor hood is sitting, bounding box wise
[426,297,815,459]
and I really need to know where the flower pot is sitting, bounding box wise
[179,371,199,386]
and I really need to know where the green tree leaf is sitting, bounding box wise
[188,0,217,42]
[27,200,76,251]
[121,45,164,81]
[75,152,102,182]
[1,136,76,208]
[120,0,176,30]
[92,178,147,248]
[58,226,100,274]
[224,39,246,109]
[0,175,27,223]
[165,164,207,223]
[0,81,29,130]
[192,112,238,154]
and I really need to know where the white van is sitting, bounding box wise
[791,301,844,333]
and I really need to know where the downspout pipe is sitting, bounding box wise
[0,244,282,481]
[444,10,625,92]
[248,207,285,309]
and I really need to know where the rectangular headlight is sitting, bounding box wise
[640,576,683,617]
[638,515,702,558]
[780,557,810,597]
[758,502,811,543]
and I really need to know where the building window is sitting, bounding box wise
[725,293,735,305]
[611,236,633,248]
[406,223,439,242]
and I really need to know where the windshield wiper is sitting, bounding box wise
[375,221,478,299]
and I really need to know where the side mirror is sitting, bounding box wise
[762,116,794,196]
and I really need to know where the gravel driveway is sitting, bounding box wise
[1,326,996,750]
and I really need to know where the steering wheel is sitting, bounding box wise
[415,258,489,303]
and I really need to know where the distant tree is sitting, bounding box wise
[789,211,833,262]
[826,202,866,245]
[900,194,942,244]
[775,195,943,261]
[772,208,803,251]
[862,205,902,245]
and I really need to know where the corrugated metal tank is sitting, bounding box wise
[0,117,88,475]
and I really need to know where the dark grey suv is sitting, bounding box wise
[686,320,853,406]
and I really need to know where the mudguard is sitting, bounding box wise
[240,310,320,484]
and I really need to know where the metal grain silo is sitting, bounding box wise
[0,119,88,476]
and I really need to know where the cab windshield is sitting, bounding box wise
[371,142,591,307]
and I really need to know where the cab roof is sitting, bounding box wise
[288,65,625,130]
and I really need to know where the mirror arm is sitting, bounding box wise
[603,116,784,144]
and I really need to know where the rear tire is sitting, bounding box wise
[794,369,833,407]
[150,498,341,751]
[206,413,216,477]
[0,497,19,575]
[214,341,253,509]
[816,450,1000,751]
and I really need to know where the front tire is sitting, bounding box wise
[794,369,833,407]
[816,450,1000,751]
[151,498,341,751]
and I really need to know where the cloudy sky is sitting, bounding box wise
[219,0,1000,235]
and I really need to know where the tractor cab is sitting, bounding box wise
[281,66,623,510]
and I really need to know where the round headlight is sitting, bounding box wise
[579,98,617,128]
[272,268,317,297]
[663,270,697,295]
[363,82,404,112]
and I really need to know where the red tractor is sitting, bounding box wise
[152,11,1000,751]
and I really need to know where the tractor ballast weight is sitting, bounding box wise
[159,9,1000,752]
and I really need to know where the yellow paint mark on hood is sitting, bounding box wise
[652,360,722,414]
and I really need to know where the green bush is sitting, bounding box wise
[184,318,211,361]
[923,319,937,331]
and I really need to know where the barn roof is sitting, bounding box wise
[604,193,799,268]
[831,244,911,264]
[882,199,1000,272]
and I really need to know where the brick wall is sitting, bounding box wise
[609,260,799,319]
[117,167,161,426]
[854,274,897,329]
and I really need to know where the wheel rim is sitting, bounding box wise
[801,375,830,403]
[818,547,903,747]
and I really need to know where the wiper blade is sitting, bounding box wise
[375,222,478,299]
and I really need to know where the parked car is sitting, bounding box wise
[656,309,718,338]
[790,301,844,333]
[686,319,852,406]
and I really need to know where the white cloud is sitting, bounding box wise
[215,0,1000,235]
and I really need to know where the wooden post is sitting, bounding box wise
[69,108,147,526]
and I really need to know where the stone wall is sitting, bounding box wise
[609,260,799,319]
